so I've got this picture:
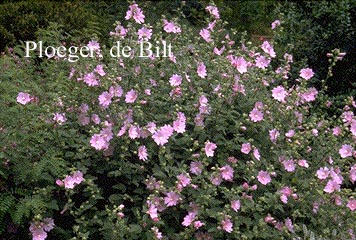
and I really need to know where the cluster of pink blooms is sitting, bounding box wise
[29,218,54,240]
[316,166,344,194]
[163,19,181,33]
[265,215,294,233]
[56,171,84,189]
[125,3,145,24]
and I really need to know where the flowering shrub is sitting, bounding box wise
[1,3,355,240]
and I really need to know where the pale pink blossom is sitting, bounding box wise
[164,192,180,207]
[109,85,123,97]
[271,20,281,29]
[152,125,174,146]
[257,171,271,185]
[299,68,314,80]
[94,65,105,76]
[197,62,207,78]
[272,86,288,102]
[253,148,261,160]
[285,129,295,138]
[231,200,241,212]
[53,113,67,124]
[298,159,309,168]
[241,143,251,154]
[173,112,186,133]
[269,129,280,143]
[177,173,191,188]
[125,4,145,24]
[138,145,148,161]
[90,134,108,150]
[261,41,276,58]
[255,55,270,69]
[98,91,112,108]
[193,221,204,229]
[169,74,182,87]
[199,28,211,42]
[72,171,84,185]
[324,180,340,193]
[128,125,140,139]
[339,144,353,158]
[283,160,296,172]
[17,92,32,105]
[83,72,99,86]
[285,218,294,233]
[190,161,203,175]
[221,216,233,233]
[317,167,330,180]
[163,20,181,33]
[350,164,356,183]
[206,5,220,19]
[125,89,137,103]
[205,141,217,157]
[231,56,247,74]
[249,108,264,122]
[137,27,152,40]
[220,165,234,181]
[346,199,356,211]
[182,212,196,226]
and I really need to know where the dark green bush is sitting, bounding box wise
[273,0,356,97]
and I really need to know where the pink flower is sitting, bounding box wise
[282,160,296,172]
[221,216,233,233]
[241,143,251,154]
[147,203,159,221]
[285,218,294,233]
[98,91,112,108]
[87,40,100,52]
[182,212,196,227]
[350,120,356,136]
[255,55,270,69]
[94,65,105,76]
[169,74,182,87]
[220,165,234,181]
[231,200,241,212]
[346,199,356,211]
[332,126,342,136]
[339,144,353,158]
[128,125,140,139]
[271,20,281,29]
[261,41,276,58]
[137,27,152,40]
[190,161,203,175]
[53,113,67,124]
[316,167,330,180]
[125,4,145,24]
[199,28,211,42]
[177,173,191,188]
[231,56,247,74]
[300,87,318,102]
[272,86,288,102]
[299,68,314,80]
[17,92,32,105]
[83,72,99,86]
[125,89,138,103]
[298,159,309,168]
[91,114,100,124]
[138,145,148,161]
[249,108,264,122]
[285,129,295,138]
[164,192,180,207]
[63,176,75,189]
[206,5,220,19]
[257,171,271,185]
[72,171,84,185]
[269,129,280,143]
[152,125,174,146]
[31,229,47,240]
[90,134,108,150]
[214,46,225,55]
[197,62,207,78]
[109,85,123,97]
[205,141,217,157]
[173,112,186,133]
[253,148,261,160]
[163,20,181,33]
[193,221,204,229]
[151,227,162,239]
[324,180,340,193]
